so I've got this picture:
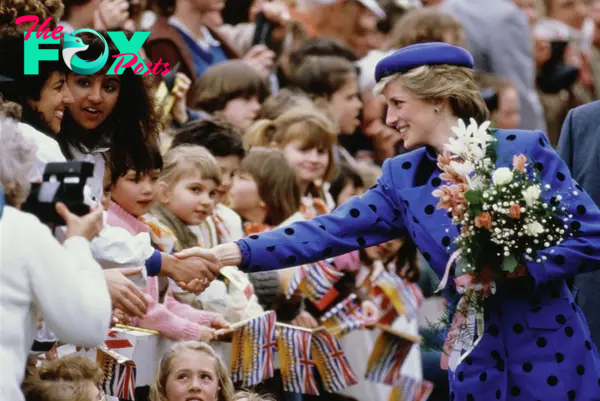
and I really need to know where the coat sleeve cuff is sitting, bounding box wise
[145,249,162,277]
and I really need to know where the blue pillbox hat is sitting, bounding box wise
[374,42,474,82]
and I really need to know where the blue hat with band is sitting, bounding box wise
[374,42,474,82]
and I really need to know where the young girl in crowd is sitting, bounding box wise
[150,341,234,401]
[143,145,232,315]
[189,60,270,133]
[106,141,225,341]
[170,120,265,322]
[245,107,338,212]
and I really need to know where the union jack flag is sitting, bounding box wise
[311,329,359,393]
[230,311,277,387]
[320,294,365,336]
[286,261,343,310]
[278,325,319,395]
[388,378,434,401]
[365,328,416,386]
[97,348,136,400]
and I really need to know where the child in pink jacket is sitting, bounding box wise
[106,143,227,341]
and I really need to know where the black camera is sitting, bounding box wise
[21,162,94,225]
[537,40,580,94]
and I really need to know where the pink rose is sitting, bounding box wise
[474,212,492,229]
[513,154,527,173]
[508,204,521,219]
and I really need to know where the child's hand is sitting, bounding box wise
[291,311,319,329]
[198,326,216,342]
[111,309,131,326]
[210,316,230,330]
[170,73,192,125]
[361,300,379,327]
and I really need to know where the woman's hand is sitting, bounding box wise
[242,45,275,78]
[94,0,130,30]
[361,300,379,327]
[170,73,192,125]
[291,311,319,329]
[104,267,149,319]
[56,202,103,241]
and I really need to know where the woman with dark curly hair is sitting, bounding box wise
[58,30,161,203]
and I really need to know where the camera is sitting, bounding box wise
[537,40,580,94]
[21,162,94,225]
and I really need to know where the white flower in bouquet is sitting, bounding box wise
[447,118,493,160]
[467,174,485,190]
[450,160,475,176]
[492,167,513,186]
[525,221,545,236]
[522,185,542,207]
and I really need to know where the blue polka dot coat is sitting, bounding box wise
[237,130,600,401]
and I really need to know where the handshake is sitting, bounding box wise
[109,243,243,320]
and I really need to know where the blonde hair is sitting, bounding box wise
[159,145,222,189]
[245,107,338,181]
[256,89,314,121]
[232,390,276,401]
[0,118,36,206]
[149,341,234,401]
[22,380,94,401]
[373,65,489,124]
[239,148,301,226]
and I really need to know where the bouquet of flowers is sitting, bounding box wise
[432,119,570,371]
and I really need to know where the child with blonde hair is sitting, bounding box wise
[143,146,233,321]
[23,380,101,401]
[149,341,234,401]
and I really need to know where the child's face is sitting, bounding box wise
[282,140,329,186]
[215,155,241,204]
[495,87,521,130]
[163,172,218,225]
[165,351,219,401]
[220,96,261,133]
[327,74,362,135]
[230,172,263,218]
[111,169,159,217]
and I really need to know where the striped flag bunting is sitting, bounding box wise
[370,262,424,321]
[364,326,419,386]
[228,311,278,387]
[286,261,343,310]
[320,293,365,336]
[311,328,359,393]
[97,348,136,400]
[388,378,434,401]
[278,325,320,395]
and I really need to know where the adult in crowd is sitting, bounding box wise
[557,100,600,348]
[0,118,111,401]
[181,43,600,401]
[442,0,547,131]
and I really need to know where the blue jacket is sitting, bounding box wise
[238,130,600,400]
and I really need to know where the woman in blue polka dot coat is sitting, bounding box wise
[181,43,600,400]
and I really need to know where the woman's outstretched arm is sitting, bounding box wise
[209,158,409,273]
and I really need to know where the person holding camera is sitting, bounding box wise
[0,118,111,401]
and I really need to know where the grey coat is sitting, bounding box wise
[557,100,600,347]
[442,0,546,131]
